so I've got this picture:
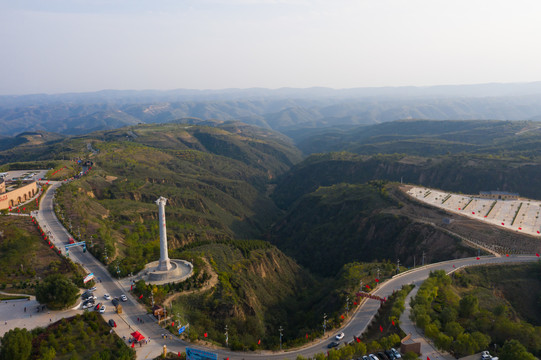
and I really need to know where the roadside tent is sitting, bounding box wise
[131,331,145,342]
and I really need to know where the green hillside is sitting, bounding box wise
[410,263,541,358]
[272,152,541,209]
[0,216,86,294]
[297,119,541,157]
[169,240,401,349]
[269,182,475,276]
[49,122,301,275]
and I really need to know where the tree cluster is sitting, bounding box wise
[411,270,540,358]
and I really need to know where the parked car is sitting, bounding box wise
[369,354,380,360]
[104,294,111,300]
[88,286,97,292]
[327,341,340,349]
[378,352,390,360]
[120,294,128,302]
[112,298,120,307]
[335,332,345,340]
[362,356,370,360]
[481,351,498,360]
[94,303,102,311]
[108,319,116,327]
[99,305,106,314]
[385,349,396,359]
[390,348,401,359]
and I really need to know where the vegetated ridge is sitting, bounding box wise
[4,83,541,136]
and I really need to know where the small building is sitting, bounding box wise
[400,333,421,355]
[152,305,164,318]
[477,191,519,200]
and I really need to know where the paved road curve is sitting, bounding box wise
[36,181,540,360]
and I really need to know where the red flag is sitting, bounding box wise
[427,357,430,360]
[392,320,395,326]
[476,257,480,260]
[204,332,208,337]
[172,321,174,327]
[178,352,181,357]
[131,342,135,348]
[353,301,357,305]
[458,208,461,210]
[379,325,383,332]
[258,339,261,345]
[130,285,133,291]
[139,294,143,299]
[306,333,308,339]
[341,315,344,319]
[23,207,25,211]
[375,278,379,283]
[537,231,540,234]
[536,253,540,257]
[519,227,522,230]
[472,211,475,214]
[366,285,370,290]
[506,254,509,257]
[356,337,361,343]
[501,222,505,225]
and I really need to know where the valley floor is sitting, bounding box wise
[406,186,541,238]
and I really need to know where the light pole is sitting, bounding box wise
[323,313,327,336]
[225,325,228,347]
[279,326,283,350]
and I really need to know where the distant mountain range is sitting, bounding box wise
[2,82,541,137]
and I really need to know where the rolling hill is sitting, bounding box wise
[3,83,541,137]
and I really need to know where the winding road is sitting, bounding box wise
[36,181,540,360]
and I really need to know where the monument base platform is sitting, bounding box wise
[135,259,193,285]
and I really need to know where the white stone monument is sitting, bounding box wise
[134,196,194,285]
[156,196,172,271]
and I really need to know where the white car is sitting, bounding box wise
[103,294,111,300]
[120,294,128,302]
[390,348,401,359]
[335,332,345,340]
[88,287,97,292]
[99,305,106,314]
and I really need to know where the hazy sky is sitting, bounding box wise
[1,0,541,95]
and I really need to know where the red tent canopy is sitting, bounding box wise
[131,331,145,342]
